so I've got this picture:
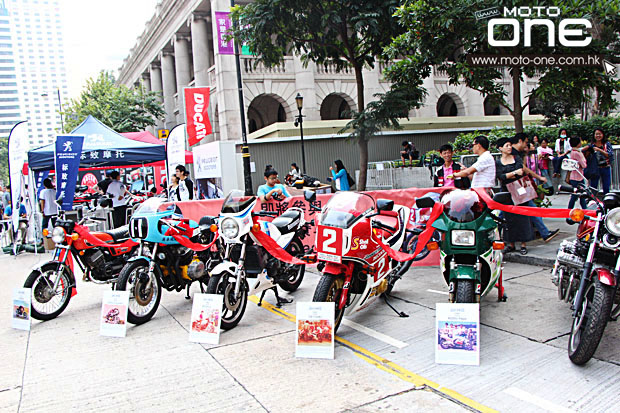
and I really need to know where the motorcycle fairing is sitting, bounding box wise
[593,267,616,287]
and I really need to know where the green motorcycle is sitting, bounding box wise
[416,189,507,303]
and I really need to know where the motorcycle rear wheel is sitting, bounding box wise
[116,260,162,325]
[455,280,475,303]
[568,278,614,365]
[24,263,73,321]
[207,273,248,330]
[312,275,345,333]
[278,239,306,292]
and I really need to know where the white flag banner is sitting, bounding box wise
[165,124,187,189]
[8,121,27,233]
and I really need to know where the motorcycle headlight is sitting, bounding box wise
[451,230,475,246]
[220,218,239,239]
[51,227,66,244]
[605,208,620,237]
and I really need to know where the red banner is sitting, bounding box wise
[184,87,212,146]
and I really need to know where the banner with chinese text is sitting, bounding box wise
[54,135,84,211]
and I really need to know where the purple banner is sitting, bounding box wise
[215,11,234,55]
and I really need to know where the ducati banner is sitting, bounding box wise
[184,87,212,146]
[54,135,84,211]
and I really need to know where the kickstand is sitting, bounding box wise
[257,290,267,307]
[273,287,293,308]
[383,293,408,318]
[199,282,205,294]
[185,284,191,300]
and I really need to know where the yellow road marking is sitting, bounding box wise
[248,295,497,413]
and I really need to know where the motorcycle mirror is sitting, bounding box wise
[492,192,513,206]
[304,190,316,203]
[561,158,579,171]
[377,199,394,212]
[415,196,435,208]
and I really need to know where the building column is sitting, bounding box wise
[174,34,192,124]
[160,51,177,130]
[191,13,211,86]
[293,54,319,121]
[141,73,156,135]
[149,62,164,131]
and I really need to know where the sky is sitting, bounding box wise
[61,0,160,99]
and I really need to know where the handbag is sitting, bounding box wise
[347,172,355,188]
[506,177,538,204]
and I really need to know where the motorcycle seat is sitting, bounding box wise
[272,209,302,234]
[104,225,130,242]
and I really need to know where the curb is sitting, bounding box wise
[503,252,555,268]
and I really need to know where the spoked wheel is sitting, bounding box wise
[207,273,248,330]
[455,280,475,303]
[24,263,73,321]
[568,278,614,365]
[312,275,345,333]
[116,260,162,325]
[278,239,306,292]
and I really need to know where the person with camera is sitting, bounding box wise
[536,138,553,189]
[258,168,290,202]
[433,144,470,189]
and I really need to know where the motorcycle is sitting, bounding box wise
[439,333,474,350]
[415,188,506,304]
[115,197,220,325]
[207,190,314,330]
[551,158,620,365]
[311,191,410,332]
[24,207,138,321]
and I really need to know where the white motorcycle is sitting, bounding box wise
[207,190,315,330]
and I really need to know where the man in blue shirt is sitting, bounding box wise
[257,169,290,202]
[3,201,28,243]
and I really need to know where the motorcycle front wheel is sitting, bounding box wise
[116,260,162,325]
[568,278,614,365]
[278,239,306,292]
[207,273,248,330]
[24,263,73,321]
[455,280,475,303]
[312,275,345,333]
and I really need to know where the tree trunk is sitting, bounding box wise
[511,67,524,133]
[353,64,367,191]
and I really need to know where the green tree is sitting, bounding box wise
[0,136,7,184]
[63,71,164,133]
[384,0,620,133]
[230,0,404,190]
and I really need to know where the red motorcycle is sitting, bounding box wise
[311,191,412,332]
[24,215,138,321]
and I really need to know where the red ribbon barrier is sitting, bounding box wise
[162,219,219,252]
[75,225,138,249]
[250,217,306,265]
[472,188,596,218]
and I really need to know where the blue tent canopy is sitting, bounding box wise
[27,115,167,171]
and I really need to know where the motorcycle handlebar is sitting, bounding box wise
[373,220,396,232]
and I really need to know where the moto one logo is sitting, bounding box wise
[488,7,592,48]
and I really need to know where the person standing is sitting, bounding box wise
[587,128,613,194]
[175,165,194,201]
[537,138,553,189]
[553,129,571,178]
[566,137,589,212]
[95,172,113,195]
[168,175,180,202]
[330,160,350,191]
[39,178,58,232]
[433,144,470,189]
[106,171,129,228]
[452,136,496,191]
[495,138,533,255]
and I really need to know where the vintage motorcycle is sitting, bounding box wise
[115,197,220,325]
[24,209,138,321]
[415,188,505,304]
[552,158,620,365]
[439,333,474,350]
[311,191,410,332]
[207,190,314,330]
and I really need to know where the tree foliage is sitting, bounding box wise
[383,0,620,132]
[0,136,7,184]
[62,71,164,133]
[229,0,405,190]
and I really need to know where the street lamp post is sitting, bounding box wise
[41,88,64,133]
[294,93,306,174]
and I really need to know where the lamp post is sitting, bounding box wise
[41,88,64,133]
[294,93,306,174]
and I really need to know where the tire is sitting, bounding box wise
[116,260,162,325]
[440,339,450,349]
[24,263,73,321]
[312,275,345,333]
[278,239,305,292]
[455,280,475,303]
[568,278,614,365]
[207,272,248,330]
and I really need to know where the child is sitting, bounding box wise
[567,137,588,213]
[257,169,290,202]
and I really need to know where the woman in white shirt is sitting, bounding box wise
[168,175,180,202]
[39,178,58,231]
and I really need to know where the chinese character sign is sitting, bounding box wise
[215,11,234,55]
[35,170,50,198]
[54,135,84,211]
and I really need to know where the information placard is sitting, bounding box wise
[12,288,31,331]
[435,303,479,366]
[100,290,129,338]
[295,302,335,359]
[189,293,223,344]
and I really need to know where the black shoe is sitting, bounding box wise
[566,218,575,225]
[543,229,560,242]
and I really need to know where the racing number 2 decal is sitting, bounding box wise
[318,227,343,256]
[322,229,337,253]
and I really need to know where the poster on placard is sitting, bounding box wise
[435,303,479,366]
[189,293,223,344]
[100,290,129,338]
[295,302,334,359]
[12,288,31,331]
